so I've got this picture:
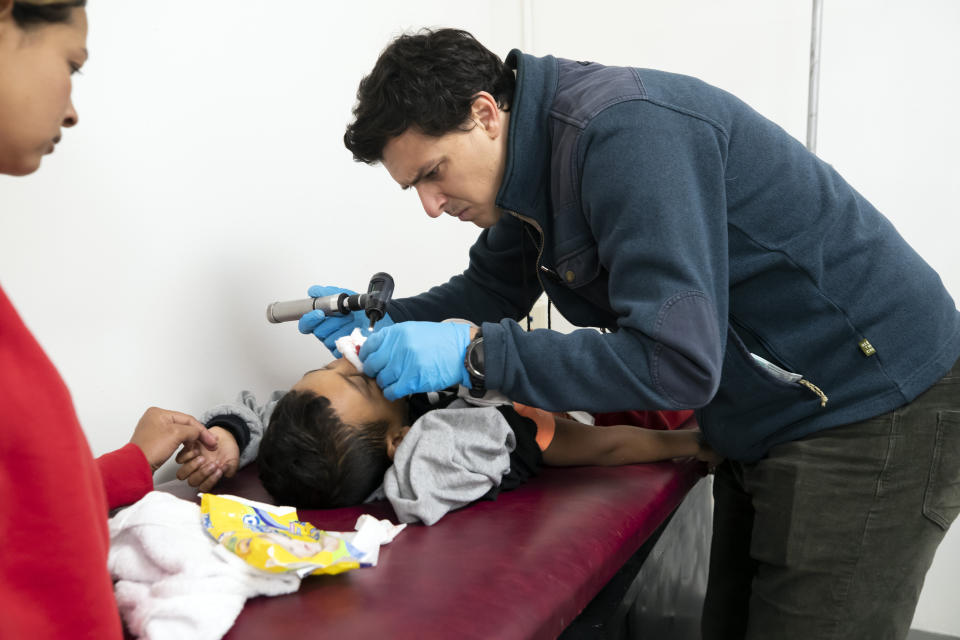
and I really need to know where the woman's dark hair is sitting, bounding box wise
[343,28,515,165]
[12,1,86,28]
[257,390,392,509]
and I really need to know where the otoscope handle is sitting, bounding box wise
[265,292,365,324]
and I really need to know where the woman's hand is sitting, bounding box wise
[129,407,218,472]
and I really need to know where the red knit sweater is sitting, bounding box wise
[0,286,153,639]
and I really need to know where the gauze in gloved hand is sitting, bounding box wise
[298,284,394,357]
[359,321,472,401]
[334,328,366,371]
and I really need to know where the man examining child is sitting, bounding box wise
[295,29,960,640]
[176,353,719,525]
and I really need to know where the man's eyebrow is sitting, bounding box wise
[401,158,443,191]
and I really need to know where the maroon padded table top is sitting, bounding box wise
[158,455,703,640]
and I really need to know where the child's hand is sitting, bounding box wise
[694,430,724,471]
[175,427,239,492]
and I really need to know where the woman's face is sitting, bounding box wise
[0,6,87,176]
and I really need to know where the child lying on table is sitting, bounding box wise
[177,356,720,525]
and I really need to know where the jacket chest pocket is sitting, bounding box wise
[552,241,613,313]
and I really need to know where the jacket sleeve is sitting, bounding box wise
[383,404,516,525]
[200,390,286,467]
[483,101,729,412]
[96,442,154,510]
[387,212,544,324]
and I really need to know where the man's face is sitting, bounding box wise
[0,7,87,176]
[291,357,407,432]
[381,93,509,229]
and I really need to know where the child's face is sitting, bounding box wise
[291,357,407,432]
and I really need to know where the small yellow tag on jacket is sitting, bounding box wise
[859,339,876,356]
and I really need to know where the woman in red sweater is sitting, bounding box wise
[0,2,220,637]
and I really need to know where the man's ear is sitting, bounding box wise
[470,91,503,138]
[0,0,15,28]
[385,425,411,460]
[0,0,22,46]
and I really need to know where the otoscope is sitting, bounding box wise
[266,272,395,330]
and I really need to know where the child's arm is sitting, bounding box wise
[199,390,286,467]
[542,416,720,467]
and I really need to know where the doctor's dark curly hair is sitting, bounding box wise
[257,390,391,509]
[343,28,515,164]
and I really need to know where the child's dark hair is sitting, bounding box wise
[13,1,86,28]
[257,390,391,508]
[343,27,515,165]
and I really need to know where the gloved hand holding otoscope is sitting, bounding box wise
[269,271,481,400]
[266,272,395,356]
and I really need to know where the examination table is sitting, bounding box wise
[156,413,710,639]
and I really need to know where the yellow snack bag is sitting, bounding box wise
[200,493,362,576]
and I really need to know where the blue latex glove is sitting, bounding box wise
[359,321,472,401]
[298,285,394,357]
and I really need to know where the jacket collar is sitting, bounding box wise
[495,50,558,224]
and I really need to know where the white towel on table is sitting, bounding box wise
[108,491,300,640]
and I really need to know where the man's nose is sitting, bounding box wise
[63,98,79,128]
[416,185,446,218]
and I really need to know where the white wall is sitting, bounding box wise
[0,0,956,635]
[0,0,519,455]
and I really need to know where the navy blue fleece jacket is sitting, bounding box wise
[387,51,960,461]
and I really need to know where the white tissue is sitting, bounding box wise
[347,514,406,566]
[335,327,367,370]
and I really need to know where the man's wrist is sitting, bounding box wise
[464,327,486,397]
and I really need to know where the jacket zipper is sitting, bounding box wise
[505,209,550,293]
[798,379,828,407]
[749,351,829,408]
